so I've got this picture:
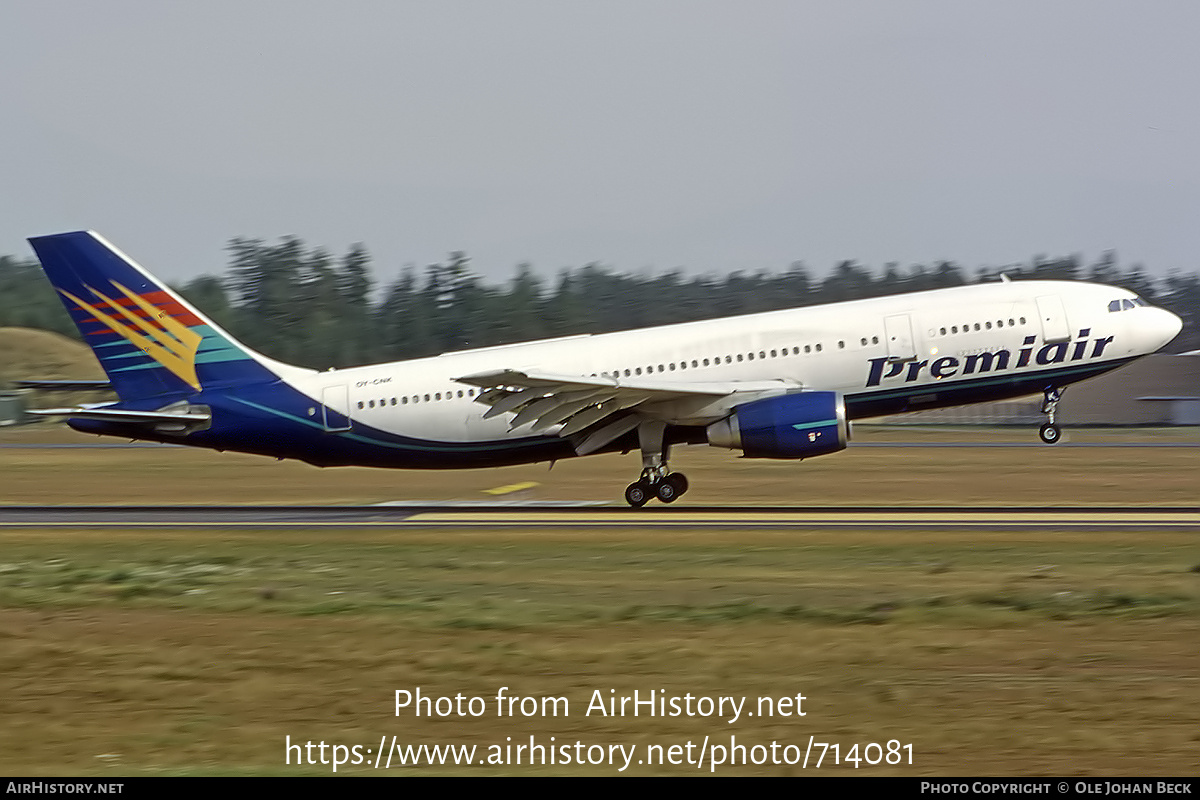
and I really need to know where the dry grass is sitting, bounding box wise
[0,426,1197,775]
[2,605,1197,775]
[1,525,1198,775]
[0,327,106,386]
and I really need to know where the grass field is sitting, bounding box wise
[0,424,1197,775]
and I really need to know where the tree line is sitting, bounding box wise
[2,239,1197,370]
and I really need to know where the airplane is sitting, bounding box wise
[26,231,1183,506]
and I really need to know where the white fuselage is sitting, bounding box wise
[291,280,1181,443]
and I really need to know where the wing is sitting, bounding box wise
[456,369,798,455]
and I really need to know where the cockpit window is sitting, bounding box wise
[1109,297,1147,312]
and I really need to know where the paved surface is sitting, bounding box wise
[1,505,1197,529]
[2,441,1197,449]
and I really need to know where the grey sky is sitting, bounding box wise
[2,1,1197,285]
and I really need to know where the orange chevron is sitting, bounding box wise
[60,282,203,390]
[72,290,203,327]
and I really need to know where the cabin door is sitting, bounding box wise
[1035,295,1071,343]
[884,314,917,361]
[321,385,352,432]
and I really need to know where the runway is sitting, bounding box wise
[1,505,1198,530]
[2,441,1197,449]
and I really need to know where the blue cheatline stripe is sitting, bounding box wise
[848,358,1134,404]
[227,395,555,456]
[791,419,838,431]
[195,351,255,365]
[110,362,165,374]
[93,339,138,351]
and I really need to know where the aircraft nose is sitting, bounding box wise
[1153,307,1183,348]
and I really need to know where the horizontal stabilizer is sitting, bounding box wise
[29,406,210,426]
[15,379,113,391]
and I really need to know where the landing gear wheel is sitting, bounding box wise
[1038,386,1065,444]
[625,481,651,507]
[661,472,689,502]
[1038,423,1061,444]
[656,476,682,504]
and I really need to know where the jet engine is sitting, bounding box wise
[706,391,848,459]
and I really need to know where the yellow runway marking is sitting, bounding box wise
[482,481,540,495]
[407,511,1200,527]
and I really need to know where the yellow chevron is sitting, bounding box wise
[61,283,202,390]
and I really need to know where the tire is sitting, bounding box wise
[656,478,679,504]
[1038,423,1061,444]
[665,472,688,497]
[625,481,651,507]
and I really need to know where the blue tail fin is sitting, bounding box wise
[28,231,289,401]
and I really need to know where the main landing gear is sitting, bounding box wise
[1038,387,1064,444]
[624,420,690,507]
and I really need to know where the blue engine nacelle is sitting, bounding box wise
[706,391,848,459]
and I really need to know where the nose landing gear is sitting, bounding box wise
[1038,387,1064,444]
